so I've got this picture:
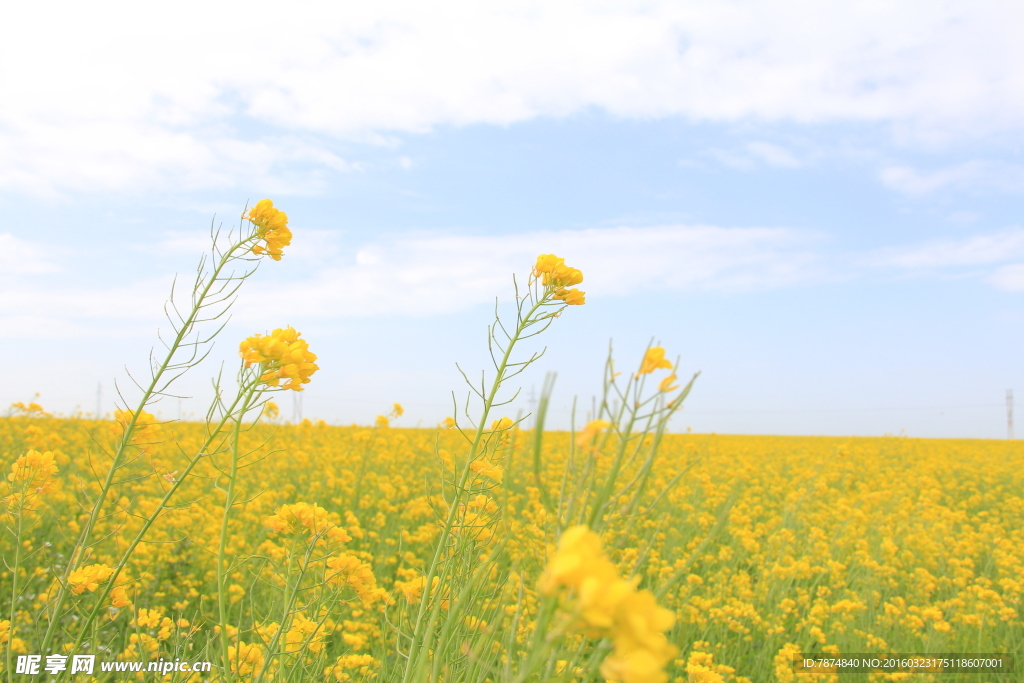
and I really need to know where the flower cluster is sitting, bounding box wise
[112,408,163,443]
[325,653,378,682]
[68,563,115,595]
[637,346,673,377]
[326,554,385,606]
[469,459,504,484]
[284,612,328,654]
[533,254,586,305]
[5,449,59,509]
[265,502,352,544]
[239,326,319,391]
[540,525,677,683]
[244,199,292,261]
[576,419,611,450]
[110,586,133,609]
[227,641,265,677]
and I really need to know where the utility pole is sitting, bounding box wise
[95,382,102,420]
[293,392,303,422]
[1008,389,1015,440]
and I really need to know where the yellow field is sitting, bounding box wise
[3,206,1020,682]
[3,411,1021,682]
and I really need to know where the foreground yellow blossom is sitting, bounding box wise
[637,347,673,376]
[541,526,677,683]
[239,326,319,391]
[658,373,679,392]
[245,198,292,261]
[576,419,611,449]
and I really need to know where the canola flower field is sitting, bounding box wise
[2,201,1022,683]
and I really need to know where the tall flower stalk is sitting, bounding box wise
[36,199,295,671]
[218,327,319,682]
[398,254,585,683]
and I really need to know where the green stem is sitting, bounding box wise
[51,380,258,683]
[401,291,554,683]
[219,390,257,683]
[5,498,24,683]
[252,535,316,683]
[38,232,259,659]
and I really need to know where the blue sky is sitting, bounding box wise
[2,1,1023,438]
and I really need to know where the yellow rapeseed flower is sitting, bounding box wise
[5,449,59,508]
[326,553,384,606]
[284,612,328,653]
[227,641,265,678]
[469,460,504,483]
[110,586,132,609]
[533,253,586,303]
[132,608,163,629]
[266,502,352,544]
[491,416,514,431]
[658,374,679,392]
[68,564,115,595]
[541,526,676,683]
[112,408,162,443]
[686,664,725,683]
[326,654,378,682]
[576,419,611,449]
[245,199,292,261]
[637,347,673,376]
[553,287,586,305]
[533,254,584,288]
[239,326,319,391]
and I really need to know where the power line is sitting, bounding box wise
[1008,389,1015,440]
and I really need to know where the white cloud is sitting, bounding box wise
[880,161,1024,195]
[988,264,1024,291]
[867,228,1024,269]
[236,224,820,319]
[12,220,1024,340]
[746,142,803,168]
[1,223,820,335]
[0,316,100,339]
[3,1,1024,194]
[702,140,806,170]
[0,234,61,275]
[0,278,169,323]
[947,211,982,224]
